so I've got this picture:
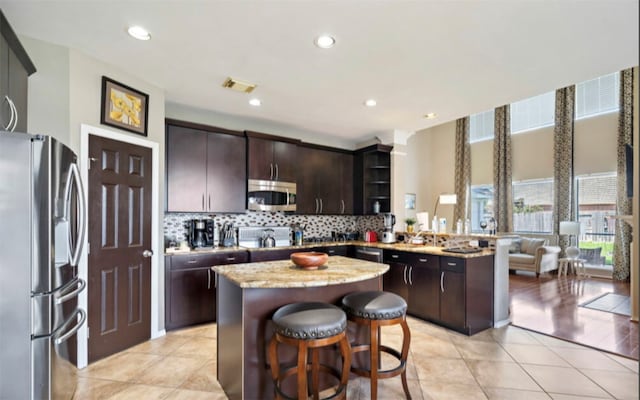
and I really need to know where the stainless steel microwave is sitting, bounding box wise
[247,179,296,212]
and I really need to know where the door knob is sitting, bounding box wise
[143,250,154,258]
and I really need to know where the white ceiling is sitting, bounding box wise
[1,0,638,144]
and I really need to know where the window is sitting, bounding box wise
[576,173,617,266]
[469,110,494,143]
[512,178,554,233]
[510,91,555,134]
[576,72,620,119]
[470,185,493,232]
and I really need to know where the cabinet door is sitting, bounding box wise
[440,268,466,330]
[249,248,298,262]
[311,245,348,257]
[338,152,354,214]
[166,125,208,211]
[247,137,273,180]
[0,36,11,130]
[167,268,215,329]
[273,140,297,182]
[7,44,28,132]
[382,261,409,304]
[296,146,322,214]
[206,132,246,212]
[407,255,440,320]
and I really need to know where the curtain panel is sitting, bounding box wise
[454,117,471,223]
[613,68,634,280]
[553,86,576,256]
[493,105,513,233]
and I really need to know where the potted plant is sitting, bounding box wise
[404,217,417,233]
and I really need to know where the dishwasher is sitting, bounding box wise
[353,246,383,263]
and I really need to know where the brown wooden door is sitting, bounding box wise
[87,135,152,362]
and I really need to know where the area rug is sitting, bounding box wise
[579,292,631,316]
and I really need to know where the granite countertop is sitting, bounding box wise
[213,255,389,289]
[166,241,494,259]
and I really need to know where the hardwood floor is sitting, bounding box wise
[509,271,639,359]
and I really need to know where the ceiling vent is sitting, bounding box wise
[222,77,257,93]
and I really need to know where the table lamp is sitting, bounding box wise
[559,221,581,259]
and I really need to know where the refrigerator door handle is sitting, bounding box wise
[69,163,87,267]
[54,308,86,345]
[55,278,86,305]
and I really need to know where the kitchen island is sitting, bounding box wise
[213,256,389,400]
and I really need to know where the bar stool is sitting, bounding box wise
[342,291,411,400]
[268,302,352,400]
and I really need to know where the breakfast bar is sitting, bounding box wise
[213,256,389,400]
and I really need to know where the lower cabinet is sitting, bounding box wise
[310,245,348,257]
[384,250,494,335]
[165,251,248,330]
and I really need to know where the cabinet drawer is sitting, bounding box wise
[383,250,411,264]
[169,251,248,270]
[440,257,465,273]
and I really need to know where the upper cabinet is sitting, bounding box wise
[297,145,353,215]
[246,132,298,182]
[166,119,246,213]
[354,144,393,215]
[0,10,37,133]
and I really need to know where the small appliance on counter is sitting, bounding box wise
[238,226,291,248]
[382,213,397,243]
[188,219,215,249]
[364,230,378,242]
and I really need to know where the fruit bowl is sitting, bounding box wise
[290,252,328,270]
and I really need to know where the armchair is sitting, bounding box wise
[507,236,561,277]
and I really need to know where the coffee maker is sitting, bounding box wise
[382,213,396,243]
[188,219,214,249]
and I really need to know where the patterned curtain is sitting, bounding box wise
[454,117,471,223]
[493,105,513,233]
[613,68,634,280]
[553,86,576,255]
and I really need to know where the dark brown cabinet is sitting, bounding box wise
[249,248,299,262]
[166,120,246,213]
[165,251,248,330]
[246,132,298,182]
[309,245,348,257]
[297,145,353,214]
[0,11,36,133]
[354,144,392,215]
[439,256,494,335]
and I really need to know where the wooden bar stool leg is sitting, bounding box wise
[400,319,412,400]
[311,347,320,400]
[338,334,351,391]
[370,320,379,400]
[297,341,309,400]
[268,335,281,399]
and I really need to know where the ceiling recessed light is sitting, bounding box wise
[127,26,151,41]
[364,99,377,107]
[314,35,336,49]
[423,113,437,119]
[249,98,262,106]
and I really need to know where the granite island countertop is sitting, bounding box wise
[213,255,389,289]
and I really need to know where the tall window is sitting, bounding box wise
[470,185,493,232]
[512,178,554,233]
[575,72,620,119]
[576,173,617,266]
[510,91,555,134]
[469,110,494,143]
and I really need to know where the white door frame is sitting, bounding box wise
[78,124,163,368]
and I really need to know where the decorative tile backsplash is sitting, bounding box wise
[164,211,385,244]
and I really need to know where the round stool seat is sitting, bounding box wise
[342,291,407,320]
[272,302,347,339]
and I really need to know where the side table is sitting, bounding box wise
[558,258,587,278]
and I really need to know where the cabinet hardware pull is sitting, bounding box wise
[357,250,380,257]
[408,266,413,285]
[226,257,236,261]
[319,198,323,213]
[207,269,211,289]
[341,200,345,214]
[391,254,399,259]
[403,265,408,284]
[419,258,427,262]
[202,194,205,211]
[447,262,456,266]
[215,272,218,288]
[208,195,211,210]
[8,96,18,131]
[3,95,16,131]
[187,260,198,264]
[315,198,319,214]
[440,271,445,292]
[275,163,279,180]
[328,250,335,254]
[270,163,274,180]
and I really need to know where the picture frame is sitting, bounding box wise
[100,76,149,136]
[404,193,416,210]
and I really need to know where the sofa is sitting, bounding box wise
[504,234,561,277]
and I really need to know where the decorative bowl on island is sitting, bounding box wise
[290,252,328,270]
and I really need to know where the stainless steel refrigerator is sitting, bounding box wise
[0,131,87,399]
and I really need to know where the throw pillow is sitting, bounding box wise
[508,238,522,254]
[525,238,546,255]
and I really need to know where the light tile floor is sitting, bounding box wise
[74,317,639,399]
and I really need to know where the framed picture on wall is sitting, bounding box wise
[405,193,416,210]
[100,76,149,136]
